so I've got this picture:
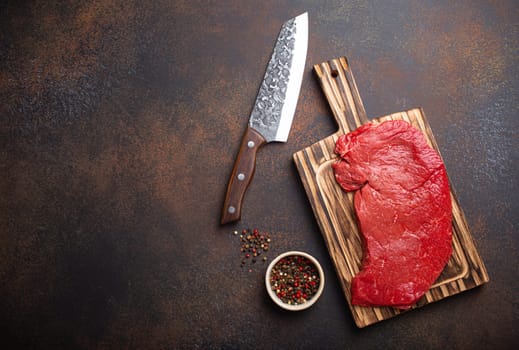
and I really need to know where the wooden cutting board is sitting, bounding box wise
[293,57,489,328]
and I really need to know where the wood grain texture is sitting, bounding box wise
[293,57,489,328]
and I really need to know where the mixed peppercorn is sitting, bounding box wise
[269,255,320,305]
[234,228,271,269]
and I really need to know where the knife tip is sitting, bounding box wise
[289,12,307,22]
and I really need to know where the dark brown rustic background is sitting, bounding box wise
[1,0,517,349]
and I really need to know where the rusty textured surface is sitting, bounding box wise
[0,0,517,348]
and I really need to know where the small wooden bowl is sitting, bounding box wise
[265,251,325,311]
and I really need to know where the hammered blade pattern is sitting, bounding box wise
[249,18,297,141]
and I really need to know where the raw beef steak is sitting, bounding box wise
[333,120,452,309]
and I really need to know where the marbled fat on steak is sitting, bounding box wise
[333,120,452,309]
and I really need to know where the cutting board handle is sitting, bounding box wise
[314,57,368,133]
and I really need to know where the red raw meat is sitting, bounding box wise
[332,120,452,309]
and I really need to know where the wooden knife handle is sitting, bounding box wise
[221,126,266,224]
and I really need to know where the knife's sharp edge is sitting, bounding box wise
[274,12,308,142]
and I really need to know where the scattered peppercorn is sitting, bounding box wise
[233,228,271,270]
[269,255,320,305]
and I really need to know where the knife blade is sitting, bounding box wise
[221,12,308,225]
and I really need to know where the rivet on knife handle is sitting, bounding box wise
[221,127,266,224]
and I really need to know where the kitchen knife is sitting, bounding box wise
[221,12,308,224]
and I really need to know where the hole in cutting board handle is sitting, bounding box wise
[331,69,339,78]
